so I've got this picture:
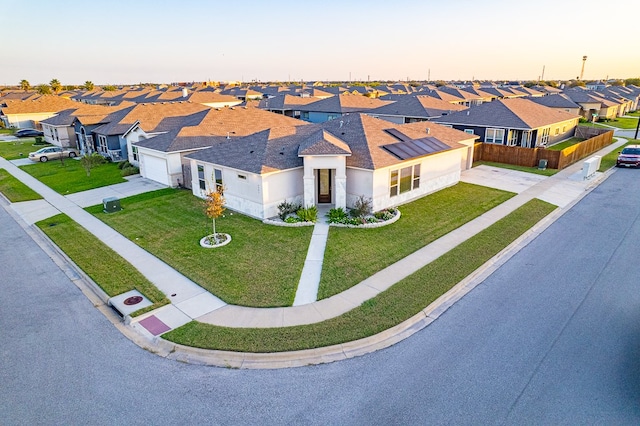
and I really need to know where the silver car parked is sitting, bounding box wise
[28,146,79,162]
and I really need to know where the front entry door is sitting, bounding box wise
[317,169,332,203]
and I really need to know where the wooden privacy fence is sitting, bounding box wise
[473,128,614,170]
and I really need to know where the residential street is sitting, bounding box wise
[1,169,640,425]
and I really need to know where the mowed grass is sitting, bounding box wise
[601,117,639,129]
[473,160,558,176]
[36,214,168,317]
[546,137,585,151]
[318,182,515,299]
[599,139,639,171]
[0,169,42,202]
[88,188,313,307]
[164,199,557,352]
[20,158,126,194]
[0,139,50,160]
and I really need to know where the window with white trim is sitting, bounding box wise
[131,146,139,162]
[485,128,505,144]
[390,164,420,197]
[97,135,108,153]
[197,165,206,191]
[507,130,518,146]
[538,128,550,146]
[214,168,223,193]
[464,129,474,135]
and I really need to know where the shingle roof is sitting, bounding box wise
[433,98,579,129]
[185,113,476,175]
[527,94,580,109]
[0,95,78,115]
[134,106,309,153]
[367,95,467,119]
[298,129,352,156]
[296,93,392,113]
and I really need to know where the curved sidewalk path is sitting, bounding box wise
[0,158,227,330]
[194,137,628,328]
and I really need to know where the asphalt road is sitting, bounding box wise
[1,169,640,425]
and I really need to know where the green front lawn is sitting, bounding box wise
[88,189,313,307]
[0,139,51,160]
[600,117,639,129]
[628,111,640,117]
[20,158,126,194]
[36,213,168,317]
[164,199,557,352]
[318,182,515,299]
[0,129,15,134]
[473,161,558,176]
[599,139,639,171]
[0,169,43,202]
[546,137,585,151]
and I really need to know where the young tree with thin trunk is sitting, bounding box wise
[204,188,225,244]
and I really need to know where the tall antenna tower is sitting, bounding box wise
[580,55,588,80]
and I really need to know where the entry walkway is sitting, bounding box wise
[0,157,227,332]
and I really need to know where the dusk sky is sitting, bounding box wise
[2,0,638,85]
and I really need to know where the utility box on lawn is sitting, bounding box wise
[103,197,121,213]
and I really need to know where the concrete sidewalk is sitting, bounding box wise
[0,158,227,333]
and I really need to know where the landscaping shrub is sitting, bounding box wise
[296,206,318,222]
[373,208,397,221]
[277,200,301,221]
[350,195,372,218]
[120,162,139,176]
[326,207,349,224]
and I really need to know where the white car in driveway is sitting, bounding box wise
[28,146,79,162]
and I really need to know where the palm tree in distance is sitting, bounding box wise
[50,78,61,94]
[19,79,30,91]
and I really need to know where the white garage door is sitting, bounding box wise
[141,154,169,186]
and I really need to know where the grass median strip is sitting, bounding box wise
[20,159,126,194]
[36,213,168,317]
[319,182,515,299]
[472,161,558,176]
[0,169,42,202]
[88,188,313,307]
[0,139,49,160]
[164,198,556,353]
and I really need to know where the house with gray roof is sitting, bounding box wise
[185,113,478,219]
[433,98,579,148]
[295,94,392,123]
[366,95,468,124]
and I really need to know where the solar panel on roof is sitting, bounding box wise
[383,128,411,142]
[382,137,450,160]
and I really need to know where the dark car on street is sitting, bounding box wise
[15,128,44,138]
[616,145,640,168]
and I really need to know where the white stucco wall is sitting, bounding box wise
[190,160,304,220]
[4,112,56,129]
[43,124,75,147]
[371,148,463,211]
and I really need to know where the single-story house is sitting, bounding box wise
[433,98,580,148]
[366,95,468,124]
[0,95,78,129]
[185,113,478,220]
[296,94,392,123]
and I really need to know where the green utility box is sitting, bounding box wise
[103,197,121,213]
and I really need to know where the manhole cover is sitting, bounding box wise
[124,296,143,306]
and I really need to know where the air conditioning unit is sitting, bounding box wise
[103,197,121,213]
